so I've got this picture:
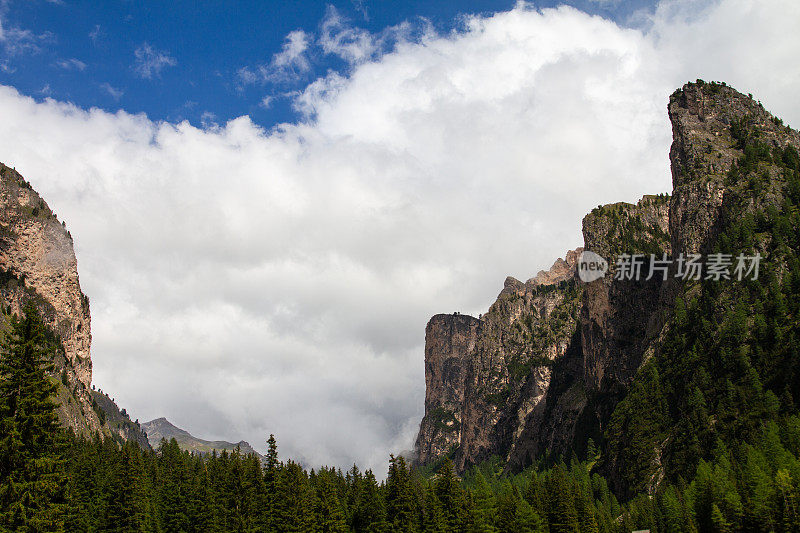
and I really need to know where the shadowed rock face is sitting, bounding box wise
[414,313,480,464]
[415,82,800,481]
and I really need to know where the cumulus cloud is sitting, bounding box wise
[0,0,799,474]
[133,43,177,79]
[239,8,425,87]
[319,5,379,64]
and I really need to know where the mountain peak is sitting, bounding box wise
[141,417,263,460]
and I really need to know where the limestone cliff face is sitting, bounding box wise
[415,82,795,477]
[508,198,671,471]
[580,196,670,408]
[0,162,147,444]
[414,313,480,464]
[415,200,672,472]
[415,250,583,469]
[667,81,799,257]
[0,163,92,386]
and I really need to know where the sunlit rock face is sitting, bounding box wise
[415,82,800,480]
[1,162,146,444]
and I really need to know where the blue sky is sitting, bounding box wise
[1,0,658,129]
[2,0,799,471]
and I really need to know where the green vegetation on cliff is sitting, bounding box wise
[602,86,800,529]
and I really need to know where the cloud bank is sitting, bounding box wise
[1,0,799,474]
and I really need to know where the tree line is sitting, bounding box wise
[4,304,800,532]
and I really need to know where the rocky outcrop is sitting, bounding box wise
[415,313,480,464]
[415,81,799,479]
[508,198,671,470]
[0,163,92,386]
[580,196,670,405]
[415,251,584,469]
[0,162,144,443]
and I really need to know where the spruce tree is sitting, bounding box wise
[386,455,418,532]
[546,464,579,533]
[351,468,387,533]
[264,433,280,529]
[422,484,445,533]
[101,441,149,531]
[433,458,463,531]
[0,304,67,531]
[468,469,496,533]
[315,469,348,533]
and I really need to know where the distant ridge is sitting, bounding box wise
[141,417,263,460]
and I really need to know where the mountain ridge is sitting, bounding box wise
[414,80,800,497]
[141,417,263,460]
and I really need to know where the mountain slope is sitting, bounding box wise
[414,81,800,499]
[141,417,263,459]
[0,162,147,445]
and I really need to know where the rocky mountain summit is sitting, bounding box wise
[415,81,800,495]
[0,162,146,444]
[141,417,263,460]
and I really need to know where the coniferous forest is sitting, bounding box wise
[4,299,800,531]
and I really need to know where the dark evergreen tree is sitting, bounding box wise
[100,441,149,532]
[0,304,68,531]
[386,455,419,532]
[433,458,464,531]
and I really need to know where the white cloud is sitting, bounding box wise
[0,0,799,474]
[0,16,49,56]
[239,29,311,86]
[56,57,86,71]
[319,5,378,64]
[133,43,177,79]
[273,30,311,73]
[238,10,424,87]
[89,24,102,45]
[99,82,123,100]
[260,95,274,109]
[351,0,369,21]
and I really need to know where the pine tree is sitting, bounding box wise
[515,497,544,533]
[433,458,464,531]
[386,455,419,532]
[157,438,190,531]
[264,433,280,530]
[186,456,212,532]
[101,441,149,531]
[0,304,68,531]
[274,460,317,532]
[351,468,387,533]
[422,484,445,533]
[546,464,579,533]
[64,435,102,531]
[468,469,496,533]
[314,468,347,533]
